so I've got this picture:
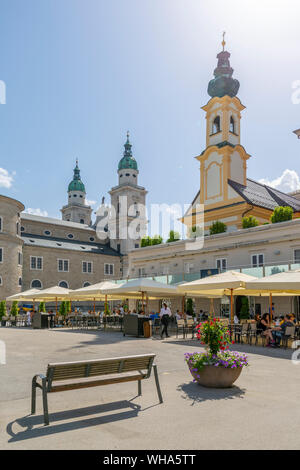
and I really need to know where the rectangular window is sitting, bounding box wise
[251,254,264,267]
[82,261,93,274]
[138,267,146,277]
[18,252,23,266]
[216,258,227,272]
[30,256,43,270]
[104,263,114,276]
[294,249,300,263]
[58,259,69,272]
[184,262,194,274]
[0,217,2,232]
[0,248,3,263]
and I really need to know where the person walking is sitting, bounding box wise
[159,303,172,339]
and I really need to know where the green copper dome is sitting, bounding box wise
[207,36,240,98]
[68,161,86,193]
[118,132,138,171]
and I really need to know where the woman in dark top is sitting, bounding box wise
[259,313,274,346]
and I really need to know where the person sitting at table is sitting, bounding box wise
[290,314,297,324]
[272,314,295,347]
[258,313,274,347]
[234,314,239,325]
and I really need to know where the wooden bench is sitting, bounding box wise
[31,353,163,425]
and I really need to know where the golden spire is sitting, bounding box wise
[222,31,226,51]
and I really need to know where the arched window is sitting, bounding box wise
[31,279,42,289]
[59,281,69,289]
[230,116,235,133]
[83,282,91,288]
[212,116,221,134]
[18,277,22,286]
[80,219,84,224]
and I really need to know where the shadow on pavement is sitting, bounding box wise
[7,400,141,443]
[177,381,246,405]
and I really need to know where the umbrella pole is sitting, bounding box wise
[94,298,96,314]
[182,295,185,316]
[105,294,107,314]
[146,295,149,315]
[230,289,234,325]
[142,291,144,313]
[56,297,58,315]
[269,293,272,321]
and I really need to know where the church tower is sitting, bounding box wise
[185,35,253,234]
[61,160,92,225]
[109,132,147,254]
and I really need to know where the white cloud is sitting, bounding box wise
[259,169,300,193]
[86,199,97,207]
[24,208,49,217]
[0,168,14,188]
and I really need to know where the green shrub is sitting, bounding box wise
[166,230,180,243]
[59,301,67,316]
[141,236,152,247]
[11,301,19,316]
[39,301,46,313]
[65,300,71,313]
[270,206,293,224]
[239,297,250,319]
[187,226,203,238]
[186,298,194,317]
[209,221,227,235]
[0,301,6,318]
[242,216,259,229]
[151,235,163,245]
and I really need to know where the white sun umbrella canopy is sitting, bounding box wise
[178,271,258,323]
[30,285,72,301]
[101,278,179,297]
[245,269,300,293]
[6,288,42,302]
[70,281,124,300]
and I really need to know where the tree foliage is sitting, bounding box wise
[0,301,7,318]
[11,301,19,316]
[166,230,180,243]
[270,206,293,224]
[209,221,227,235]
[242,216,259,229]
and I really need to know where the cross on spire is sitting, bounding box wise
[222,31,226,51]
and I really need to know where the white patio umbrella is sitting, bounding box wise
[6,288,41,302]
[245,269,300,292]
[178,271,258,323]
[101,278,179,313]
[70,281,126,313]
[28,286,72,314]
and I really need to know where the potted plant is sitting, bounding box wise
[0,300,7,326]
[185,318,248,388]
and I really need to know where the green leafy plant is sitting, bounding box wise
[151,235,163,245]
[59,301,67,316]
[239,297,249,319]
[39,301,46,313]
[209,221,227,235]
[270,206,293,224]
[141,236,152,247]
[166,230,180,243]
[11,301,19,316]
[65,300,71,313]
[0,301,7,318]
[187,226,203,239]
[242,216,259,229]
[186,298,194,317]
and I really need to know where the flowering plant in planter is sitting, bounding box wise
[185,318,249,387]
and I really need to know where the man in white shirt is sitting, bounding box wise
[159,303,172,338]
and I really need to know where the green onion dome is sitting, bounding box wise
[118,132,138,171]
[68,160,86,193]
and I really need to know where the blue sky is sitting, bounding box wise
[1,0,300,224]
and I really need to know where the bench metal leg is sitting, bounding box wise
[153,364,163,404]
[42,379,49,425]
[31,377,37,414]
[138,380,142,396]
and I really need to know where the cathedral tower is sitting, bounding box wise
[61,160,92,225]
[109,132,147,254]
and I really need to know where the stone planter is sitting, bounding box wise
[189,365,243,388]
